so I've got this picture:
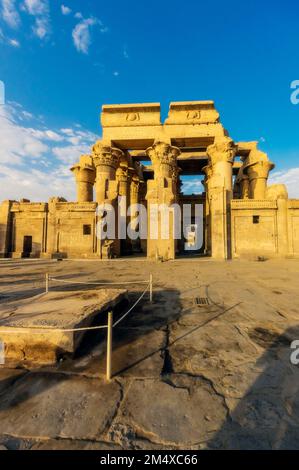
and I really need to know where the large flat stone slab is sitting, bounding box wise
[0,372,121,440]
[115,376,227,446]
[0,289,126,366]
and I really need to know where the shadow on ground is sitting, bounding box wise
[208,324,299,450]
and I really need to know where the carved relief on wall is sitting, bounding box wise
[126,112,140,122]
[186,110,201,120]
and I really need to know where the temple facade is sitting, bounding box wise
[1,101,299,260]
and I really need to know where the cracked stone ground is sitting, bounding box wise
[0,257,299,450]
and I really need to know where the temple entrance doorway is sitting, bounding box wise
[177,176,207,258]
[23,235,32,257]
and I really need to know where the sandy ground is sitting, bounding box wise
[0,256,298,450]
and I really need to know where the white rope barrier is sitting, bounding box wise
[48,277,148,286]
[0,279,151,334]
[113,282,150,327]
[0,324,108,334]
[1,273,154,381]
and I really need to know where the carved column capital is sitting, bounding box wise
[70,155,96,184]
[244,158,275,181]
[116,164,128,184]
[146,141,180,172]
[207,136,237,166]
[92,140,123,169]
[243,149,275,199]
[70,154,95,202]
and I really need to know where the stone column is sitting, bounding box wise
[92,141,123,204]
[0,200,13,257]
[202,165,213,255]
[116,164,128,198]
[116,161,129,254]
[130,173,141,252]
[206,136,237,259]
[243,149,274,199]
[71,155,95,203]
[145,140,180,260]
[235,165,250,199]
[207,136,236,191]
[92,140,123,258]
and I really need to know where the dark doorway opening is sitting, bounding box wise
[23,236,32,257]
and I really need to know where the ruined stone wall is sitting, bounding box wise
[10,203,48,257]
[287,200,299,256]
[0,200,99,259]
[0,201,13,257]
[231,199,299,258]
[47,202,97,258]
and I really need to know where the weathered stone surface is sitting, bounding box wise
[0,258,299,449]
[0,289,126,365]
[115,377,227,446]
[30,439,121,450]
[0,372,121,440]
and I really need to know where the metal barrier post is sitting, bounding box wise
[106,311,113,381]
[45,273,49,294]
[149,274,153,303]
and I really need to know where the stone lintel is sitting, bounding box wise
[101,103,161,128]
[231,199,278,209]
[165,100,220,125]
[131,150,244,169]
[51,202,97,212]
[10,202,48,213]
[237,141,258,158]
[102,123,225,151]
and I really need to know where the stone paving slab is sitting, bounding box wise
[114,376,227,446]
[0,372,121,441]
[0,259,299,449]
[0,289,126,366]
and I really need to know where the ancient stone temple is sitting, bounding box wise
[1,101,299,260]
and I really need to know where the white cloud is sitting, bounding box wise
[113,71,119,76]
[72,16,107,54]
[181,179,204,195]
[22,0,50,39]
[8,37,20,47]
[74,11,82,19]
[0,28,20,47]
[0,163,76,201]
[0,102,98,201]
[0,104,49,164]
[269,167,299,199]
[123,45,129,59]
[60,128,75,136]
[33,16,48,38]
[1,0,20,28]
[61,4,71,15]
[23,0,48,15]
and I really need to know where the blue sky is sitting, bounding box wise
[0,0,299,200]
